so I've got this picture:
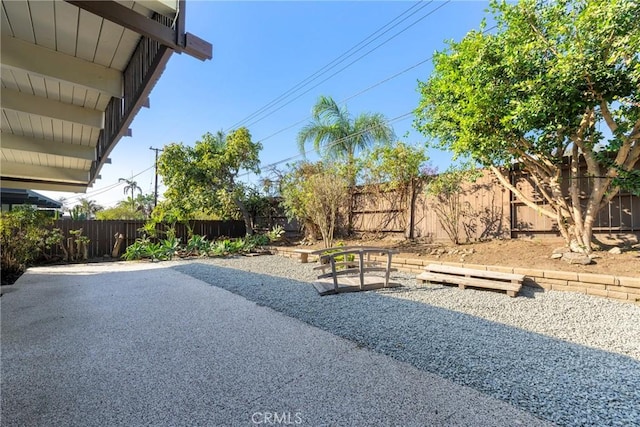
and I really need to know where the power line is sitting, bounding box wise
[63,164,155,204]
[255,55,437,145]
[256,23,498,146]
[238,111,415,180]
[228,1,449,132]
[226,1,431,131]
[242,1,450,131]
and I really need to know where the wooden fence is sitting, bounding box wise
[49,220,245,259]
[351,167,639,243]
[509,167,639,239]
[352,170,513,241]
[44,165,639,259]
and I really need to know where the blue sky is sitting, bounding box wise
[45,0,494,208]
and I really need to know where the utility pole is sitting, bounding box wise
[149,146,163,207]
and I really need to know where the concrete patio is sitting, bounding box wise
[1,262,549,426]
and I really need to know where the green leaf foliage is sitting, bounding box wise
[415,0,639,167]
[157,128,262,232]
[0,206,53,277]
[414,0,639,249]
[95,205,145,220]
[280,161,348,246]
[360,142,428,189]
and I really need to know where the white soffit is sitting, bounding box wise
[1,0,211,193]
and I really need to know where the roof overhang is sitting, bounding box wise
[0,188,63,209]
[1,0,212,193]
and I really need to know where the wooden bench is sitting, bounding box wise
[309,246,401,295]
[293,248,315,263]
[416,264,524,297]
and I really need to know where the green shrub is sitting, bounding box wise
[186,234,210,256]
[144,242,167,261]
[266,225,285,242]
[122,239,148,261]
[160,237,181,260]
[246,234,269,248]
[320,241,355,267]
[122,233,255,262]
[0,206,53,283]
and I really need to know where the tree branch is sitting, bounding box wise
[569,144,584,234]
[600,101,618,134]
[513,140,556,177]
[489,165,557,220]
[527,15,558,56]
[615,118,640,167]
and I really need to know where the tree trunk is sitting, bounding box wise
[346,153,357,236]
[405,180,417,239]
[232,197,254,236]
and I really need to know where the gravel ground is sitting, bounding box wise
[173,255,640,427]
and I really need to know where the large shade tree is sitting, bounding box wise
[157,127,262,234]
[414,0,639,253]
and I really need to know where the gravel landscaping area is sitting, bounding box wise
[173,255,640,427]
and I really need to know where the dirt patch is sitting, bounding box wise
[287,237,640,277]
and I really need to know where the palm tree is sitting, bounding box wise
[77,198,101,219]
[297,95,394,234]
[297,95,394,186]
[119,178,142,208]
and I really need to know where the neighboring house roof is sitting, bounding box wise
[1,188,63,209]
[0,0,211,192]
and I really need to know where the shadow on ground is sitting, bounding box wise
[174,262,640,427]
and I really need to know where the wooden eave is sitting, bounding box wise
[0,0,212,193]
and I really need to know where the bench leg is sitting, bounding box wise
[299,253,309,263]
[507,290,517,298]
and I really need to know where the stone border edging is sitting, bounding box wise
[267,246,640,305]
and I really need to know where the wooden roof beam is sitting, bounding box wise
[1,162,89,184]
[133,0,178,17]
[0,132,96,161]
[66,0,212,61]
[1,88,103,129]
[0,179,89,193]
[1,36,123,98]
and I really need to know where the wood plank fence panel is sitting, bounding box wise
[351,166,639,243]
[47,220,245,259]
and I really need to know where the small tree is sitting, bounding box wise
[158,127,262,235]
[360,142,429,238]
[280,162,324,240]
[280,161,348,246]
[304,168,348,248]
[298,95,395,233]
[425,165,482,245]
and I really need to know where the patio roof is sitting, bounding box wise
[0,0,212,193]
[0,188,63,209]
